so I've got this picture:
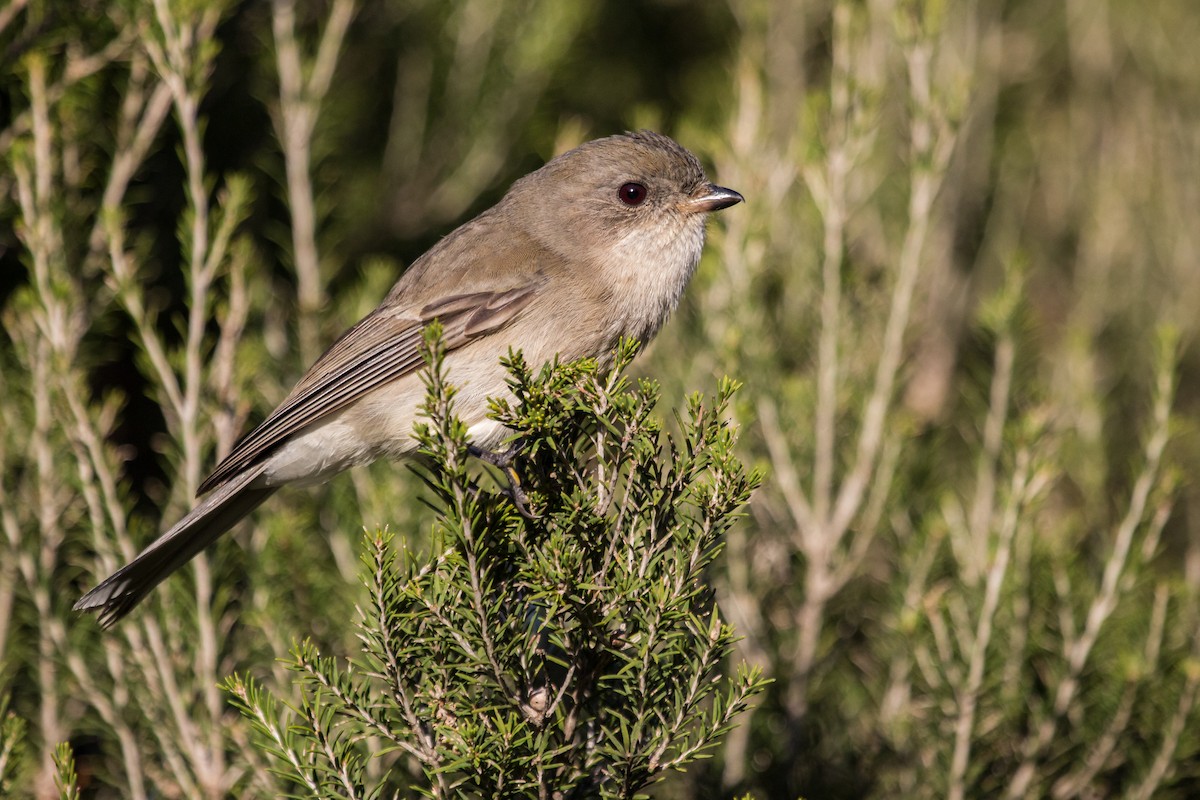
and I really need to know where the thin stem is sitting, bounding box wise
[271,0,357,363]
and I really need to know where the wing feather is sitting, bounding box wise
[197,284,537,494]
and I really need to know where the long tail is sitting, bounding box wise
[75,464,276,628]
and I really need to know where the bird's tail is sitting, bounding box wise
[75,464,276,628]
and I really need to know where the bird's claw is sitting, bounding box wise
[469,444,540,520]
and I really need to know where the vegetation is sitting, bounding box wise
[225,333,764,798]
[2,0,1199,797]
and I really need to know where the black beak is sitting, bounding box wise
[687,184,744,213]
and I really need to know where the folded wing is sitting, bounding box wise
[197,285,538,494]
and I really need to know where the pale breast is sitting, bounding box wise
[602,219,705,343]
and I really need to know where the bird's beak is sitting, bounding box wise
[686,184,744,214]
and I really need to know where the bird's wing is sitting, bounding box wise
[196,285,538,494]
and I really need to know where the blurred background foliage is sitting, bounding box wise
[3,0,1200,797]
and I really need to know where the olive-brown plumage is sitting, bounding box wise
[75,131,743,626]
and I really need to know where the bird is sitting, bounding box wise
[75,130,743,626]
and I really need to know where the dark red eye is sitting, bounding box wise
[618,182,648,206]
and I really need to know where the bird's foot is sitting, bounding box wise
[469,444,539,520]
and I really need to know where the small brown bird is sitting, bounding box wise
[75,130,743,626]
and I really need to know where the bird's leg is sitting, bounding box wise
[469,443,539,519]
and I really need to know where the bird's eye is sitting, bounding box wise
[618,182,648,206]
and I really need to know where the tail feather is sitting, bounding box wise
[75,464,276,628]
